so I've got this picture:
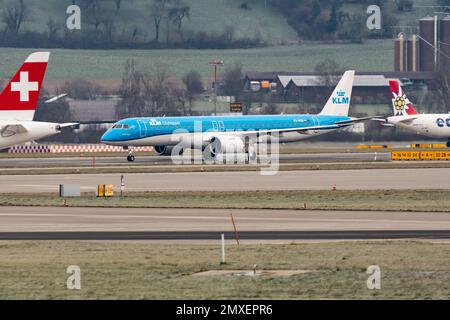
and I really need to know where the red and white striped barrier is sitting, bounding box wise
[8,145,52,153]
[8,144,153,154]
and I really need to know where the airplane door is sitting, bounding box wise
[312,116,320,133]
[218,121,225,131]
[138,119,147,138]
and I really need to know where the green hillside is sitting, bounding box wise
[0,0,298,44]
[0,0,443,45]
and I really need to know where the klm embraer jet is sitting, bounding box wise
[101,70,369,162]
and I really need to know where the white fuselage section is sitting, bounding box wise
[0,121,61,149]
[387,114,450,139]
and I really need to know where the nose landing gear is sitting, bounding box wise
[126,148,135,162]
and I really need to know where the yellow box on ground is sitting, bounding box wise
[105,185,114,197]
[97,184,104,197]
[435,151,450,160]
[97,184,114,197]
[391,151,420,160]
[420,151,436,160]
[432,144,447,149]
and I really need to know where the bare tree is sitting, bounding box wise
[83,0,103,32]
[433,65,450,112]
[117,61,185,117]
[2,0,28,35]
[47,17,58,42]
[114,0,124,10]
[314,59,344,88]
[168,1,190,39]
[151,0,171,43]
[117,59,145,118]
[182,71,203,114]
[224,25,235,43]
[222,63,243,98]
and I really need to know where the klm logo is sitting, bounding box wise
[149,118,162,126]
[332,90,349,105]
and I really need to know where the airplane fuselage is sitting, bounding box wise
[101,114,351,147]
[387,114,450,139]
[0,121,61,149]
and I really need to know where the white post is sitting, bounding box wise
[221,233,225,264]
[120,174,125,197]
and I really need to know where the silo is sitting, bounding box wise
[419,16,437,71]
[407,35,420,72]
[440,16,450,66]
[394,34,406,71]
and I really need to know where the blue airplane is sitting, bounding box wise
[101,70,369,162]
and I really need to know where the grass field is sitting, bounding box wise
[0,41,393,84]
[1,190,450,212]
[1,240,450,299]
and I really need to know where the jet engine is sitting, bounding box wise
[204,136,245,157]
[154,145,174,156]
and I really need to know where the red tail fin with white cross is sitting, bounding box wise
[0,52,50,121]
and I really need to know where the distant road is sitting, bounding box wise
[1,168,450,193]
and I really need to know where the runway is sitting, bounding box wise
[0,153,390,167]
[1,167,450,193]
[2,230,450,240]
[1,206,450,240]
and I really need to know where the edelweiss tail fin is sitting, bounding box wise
[389,80,418,116]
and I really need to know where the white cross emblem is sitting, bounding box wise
[11,71,39,102]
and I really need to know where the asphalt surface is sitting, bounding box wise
[0,152,390,167]
[2,230,450,240]
[1,206,450,240]
[1,168,450,193]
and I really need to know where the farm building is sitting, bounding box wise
[243,71,435,104]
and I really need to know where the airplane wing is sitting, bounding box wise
[1,124,28,137]
[335,116,378,126]
[57,123,80,129]
[396,117,418,124]
[370,118,395,127]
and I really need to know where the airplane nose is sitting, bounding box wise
[100,130,111,143]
